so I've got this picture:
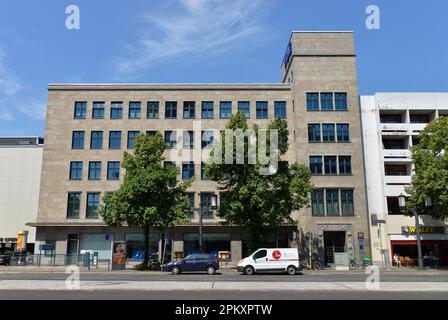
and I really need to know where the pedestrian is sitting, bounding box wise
[394,253,401,268]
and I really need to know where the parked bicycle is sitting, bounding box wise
[349,256,371,269]
[300,253,324,270]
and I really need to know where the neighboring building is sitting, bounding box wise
[0,137,44,254]
[32,31,371,265]
[361,93,448,267]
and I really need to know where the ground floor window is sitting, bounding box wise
[184,233,231,258]
[242,233,290,257]
[391,240,448,266]
[125,233,160,261]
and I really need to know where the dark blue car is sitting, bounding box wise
[164,254,220,275]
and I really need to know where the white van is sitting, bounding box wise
[237,248,301,275]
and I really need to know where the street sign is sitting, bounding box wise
[39,244,55,251]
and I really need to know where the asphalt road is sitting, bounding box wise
[0,272,447,282]
[0,289,447,300]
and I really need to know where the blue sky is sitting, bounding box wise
[0,0,447,136]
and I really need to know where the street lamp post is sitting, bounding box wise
[398,194,432,269]
[199,194,218,254]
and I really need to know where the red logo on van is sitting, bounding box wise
[272,250,282,260]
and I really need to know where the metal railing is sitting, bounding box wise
[5,254,111,270]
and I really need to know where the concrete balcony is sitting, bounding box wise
[410,123,427,133]
[384,175,412,185]
[383,149,412,159]
[381,123,409,133]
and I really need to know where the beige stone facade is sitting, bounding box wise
[32,31,370,265]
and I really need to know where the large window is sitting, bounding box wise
[238,101,250,118]
[147,101,159,119]
[322,124,335,142]
[165,101,178,118]
[183,101,195,119]
[256,101,268,119]
[337,124,350,142]
[410,114,430,124]
[308,124,321,142]
[90,131,103,149]
[309,156,323,175]
[69,161,83,180]
[338,156,352,175]
[201,101,214,119]
[129,102,141,119]
[220,101,232,119]
[387,197,402,215]
[326,190,340,216]
[274,101,286,119]
[183,131,194,149]
[186,193,195,217]
[385,164,408,176]
[107,161,120,180]
[110,102,123,119]
[92,102,105,119]
[182,162,195,180]
[335,93,348,110]
[324,156,337,175]
[88,161,102,180]
[201,131,214,149]
[86,193,100,219]
[74,101,87,119]
[341,190,354,216]
[306,93,319,111]
[201,162,209,180]
[320,93,334,111]
[380,113,403,124]
[127,131,140,149]
[72,131,85,149]
[67,192,81,218]
[164,131,177,149]
[200,193,215,218]
[184,233,230,257]
[109,131,121,149]
[311,190,325,216]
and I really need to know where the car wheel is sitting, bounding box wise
[206,266,216,275]
[244,266,255,275]
[171,266,181,275]
[286,265,297,275]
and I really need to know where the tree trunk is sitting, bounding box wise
[143,225,150,269]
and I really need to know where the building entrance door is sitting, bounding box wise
[323,231,346,265]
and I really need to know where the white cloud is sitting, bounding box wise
[0,112,14,122]
[116,0,277,75]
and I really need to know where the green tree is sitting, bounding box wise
[100,133,192,269]
[206,113,314,251]
[405,116,448,219]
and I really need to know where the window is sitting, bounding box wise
[387,197,402,215]
[308,124,321,142]
[335,93,348,110]
[147,101,159,119]
[88,161,101,180]
[110,102,123,119]
[109,131,121,149]
[201,131,214,149]
[72,131,85,149]
[107,161,120,180]
[165,101,177,118]
[129,102,141,119]
[337,124,350,143]
[220,101,232,119]
[186,193,195,217]
[183,101,195,119]
[326,190,340,216]
[74,102,87,119]
[311,190,325,216]
[90,131,103,149]
[341,190,354,216]
[410,114,430,124]
[164,131,177,149]
[69,161,83,180]
[322,124,335,142]
[183,131,194,149]
[201,163,209,180]
[200,193,215,218]
[86,193,100,219]
[274,101,286,119]
[339,156,352,175]
[182,162,195,180]
[306,93,319,111]
[238,101,250,118]
[146,131,157,137]
[256,101,268,119]
[385,164,408,176]
[127,131,140,149]
[324,156,337,175]
[253,249,267,260]
[380,114,403,124]
[201,101,214,119]
[320,93,334,111]
[383,138,406,149]
[309,156,323,175]
[67,193,81,218]
[92,102,105,119]
[164,161,176,169]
